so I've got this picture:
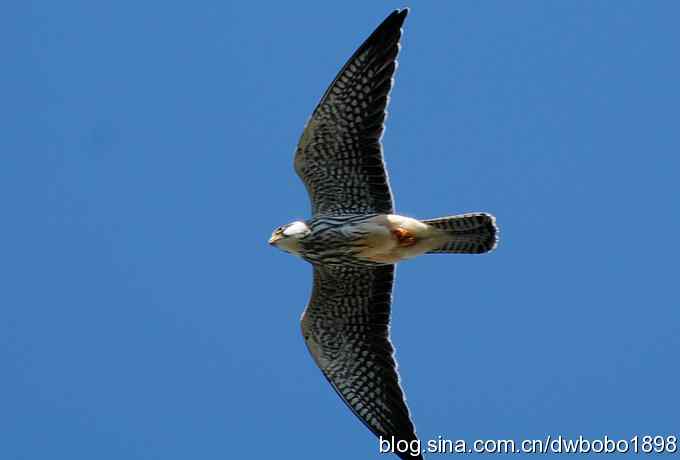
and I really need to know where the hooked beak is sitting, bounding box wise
[268,234,281,245]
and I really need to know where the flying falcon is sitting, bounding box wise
[269,9,498,460]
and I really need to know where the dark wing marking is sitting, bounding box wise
[301,264,422,460]
[294,9,408,216]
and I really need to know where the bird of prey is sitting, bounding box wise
[269,9,498,460]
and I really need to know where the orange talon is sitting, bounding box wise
[392,227,417,247]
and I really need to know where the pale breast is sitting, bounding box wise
[352,216,397,261]
[353,214,443,264]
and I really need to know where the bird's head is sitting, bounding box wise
[269,221,311,255]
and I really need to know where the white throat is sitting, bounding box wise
[283,221,309,237]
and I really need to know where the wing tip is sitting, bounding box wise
[392,7,410,20]
[384,8,409,31]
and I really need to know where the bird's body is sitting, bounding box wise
[269,9,499,460]
[274,213,496,266]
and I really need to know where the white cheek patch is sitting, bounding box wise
[283,221,307,237]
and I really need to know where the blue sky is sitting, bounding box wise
[5,1,680,459]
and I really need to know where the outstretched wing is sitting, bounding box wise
[294,9,408,216]
[301,264,422,460]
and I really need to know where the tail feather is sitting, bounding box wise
[424,213,498,254]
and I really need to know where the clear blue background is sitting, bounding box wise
[5,1,679,459]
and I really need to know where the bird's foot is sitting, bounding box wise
[392,227,417,247]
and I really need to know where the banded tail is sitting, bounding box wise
[424,213,498,254]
